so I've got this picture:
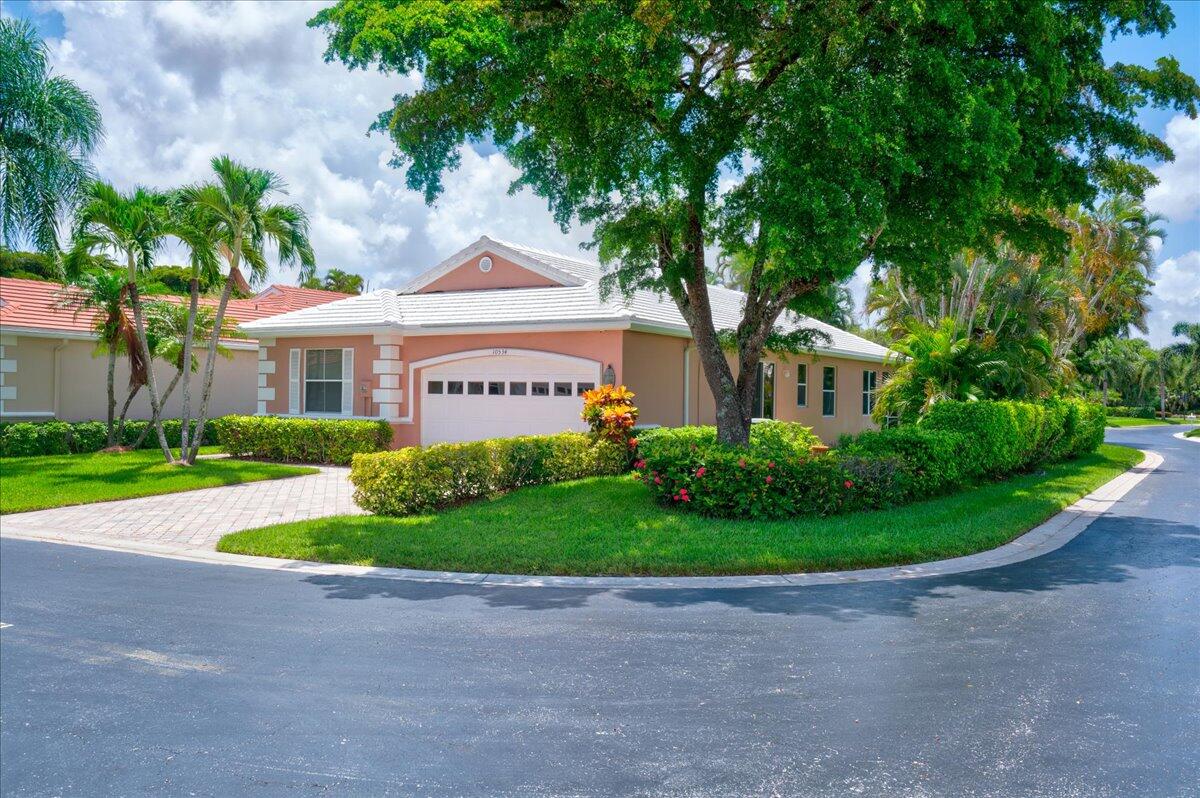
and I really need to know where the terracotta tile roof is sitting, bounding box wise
[0,277,348,340]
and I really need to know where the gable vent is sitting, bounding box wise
[478,256,493,273]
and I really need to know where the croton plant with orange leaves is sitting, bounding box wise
[581,384,639,442]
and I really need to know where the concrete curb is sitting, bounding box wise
[1173,430,1200,444]
[1,449,1161,590]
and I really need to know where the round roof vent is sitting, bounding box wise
[478,256,493,273]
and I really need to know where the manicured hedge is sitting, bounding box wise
[352,432,626,516]
[637,399,1107,520]
[213,415,393,465]
[0,418,221,457]
[637,420,821,459]
[1106,404,1156,419]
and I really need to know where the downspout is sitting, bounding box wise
[52,339,68,418]
[682,343,691,425]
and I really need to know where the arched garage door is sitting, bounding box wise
[419,350,600,444]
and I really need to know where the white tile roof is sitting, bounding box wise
[242,236,891,362]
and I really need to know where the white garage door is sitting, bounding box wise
[420,351,600,444]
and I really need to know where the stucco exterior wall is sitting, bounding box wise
[418,250,561,293]
[621,331,688,427]
[261,335,378,418]
[628,333,882,443]
[0,334,257,422]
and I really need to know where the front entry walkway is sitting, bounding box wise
[0,467,361,550]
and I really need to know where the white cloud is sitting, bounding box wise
[1147,249,1200,344]
[1146,114,1200,224]
[32,0,591,288]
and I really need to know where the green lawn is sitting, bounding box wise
[1105,416,1189,427]
[218,444,1142,577]
[0,448,316,514]
[1187,428,1200,439]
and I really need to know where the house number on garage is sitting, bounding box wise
[492,348,509,356]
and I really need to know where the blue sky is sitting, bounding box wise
[6,0,1199,345]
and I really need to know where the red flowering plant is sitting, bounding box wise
[580,384,639,444]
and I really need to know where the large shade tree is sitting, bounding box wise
[0,18,102,253]
[312,0,1198,444]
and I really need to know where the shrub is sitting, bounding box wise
[351,431,625,515]
[0,417,231,457]
[637,399,1105,520]
[838,426,967,499]
[1106,404,1155,419]
[637,421,820,460]
[636,438,851,520]
[213,415,393,465]
[69,421,109,453]
[580,384,639,442]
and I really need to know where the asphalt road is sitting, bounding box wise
[1,425,1197,797]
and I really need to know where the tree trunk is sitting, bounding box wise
[177,277,199,464]
[105,347,117,446]
[187,262,237,463]
[132,369,183,450]
[126,279,174,462]
[116,383,141,444]
[1102,377,1108,408]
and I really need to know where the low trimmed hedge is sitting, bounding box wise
[0,418,221,457]
[637,420,821,459]
[1106,404,1156,419]
[213,415,393,465]
[352,432,626,515]
[637,399,1107,520]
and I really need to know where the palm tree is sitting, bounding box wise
[65,181,175,460]
[162,193,219,461]
[181,155,314,463]
[125,300,243,450]
[55,265,131,446]
[1136,347,1173,419]
[0,18,103,253]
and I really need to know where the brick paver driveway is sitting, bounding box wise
[0,466,361,549]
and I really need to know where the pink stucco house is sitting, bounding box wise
[241,237,892,446]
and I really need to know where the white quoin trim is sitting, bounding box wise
[257,387,275,401]
[379,344,400,359]
[372,359,404,375]
[341,348,354,416]
[288,348,301,414]
[257,359,276,375]
[257,346,269,361]
[396,347,602,425]
[378,374,400,389]
[256,400,267,415]
[372,388,403,404]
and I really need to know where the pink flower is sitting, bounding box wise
[634,459,646,469]
[844,479,854,489]
[681,493,691,502]
[628,437,638,448]
[768,461,775,469]
[738,458,747,468]
[654,476,663,485]
[765,475,774,484]
[695,466,707,477]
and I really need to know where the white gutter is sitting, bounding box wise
[52,338,67,417]
[682,343,691,425]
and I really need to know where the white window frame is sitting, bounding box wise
[822,365,837,417]
[796,363,808,408]
[303,348,350,416]
[862,369,878,416]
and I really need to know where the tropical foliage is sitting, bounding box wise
[868,195,1167,422]
[0,19,102,253]
[301,267,363,294]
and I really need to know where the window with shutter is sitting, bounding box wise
[288,349,301,414]
[341,348,354,416]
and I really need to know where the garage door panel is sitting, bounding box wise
[420,353,598,444]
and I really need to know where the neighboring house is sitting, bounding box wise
[0,277,348,422]
[242,236,892,446]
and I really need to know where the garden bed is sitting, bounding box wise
[216,444,1141,577]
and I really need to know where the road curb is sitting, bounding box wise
[1,449,1161,590]
[1173,430,1199,444]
